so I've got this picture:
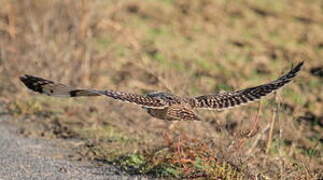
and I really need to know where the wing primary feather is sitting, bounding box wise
[192,62,304,110]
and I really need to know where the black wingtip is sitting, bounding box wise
[19,74,47,93]
[294,61,304,71]
[19,74,32,87]
[289,61,304,76]
[19,74,30,82]
[279,61,304,81]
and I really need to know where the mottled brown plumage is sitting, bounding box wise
[20,62,303,121]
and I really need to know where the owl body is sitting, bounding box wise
[144,92,199,121]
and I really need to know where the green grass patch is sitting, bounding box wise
[77,125,134,143]
[282,88,306,106]
[7,99,43,116]
[215,83,234,92]
[148,52,186,72]
[195,58,217,71]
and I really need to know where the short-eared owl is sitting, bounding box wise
[20,62,303,121]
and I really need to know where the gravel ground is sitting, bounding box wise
[0,117,148,180]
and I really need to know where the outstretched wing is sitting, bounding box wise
[191,62,304,110]
[20,75,167,108]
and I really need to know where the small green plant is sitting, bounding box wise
[114,154,146,172]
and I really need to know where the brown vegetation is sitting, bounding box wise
[0,0,322,179]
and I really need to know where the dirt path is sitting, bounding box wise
[0,118,147,180]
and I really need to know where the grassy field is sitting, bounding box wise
[0,0,322,179]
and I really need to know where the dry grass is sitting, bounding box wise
[0,0,322,179]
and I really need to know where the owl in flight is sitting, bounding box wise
[20,62,303,121]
